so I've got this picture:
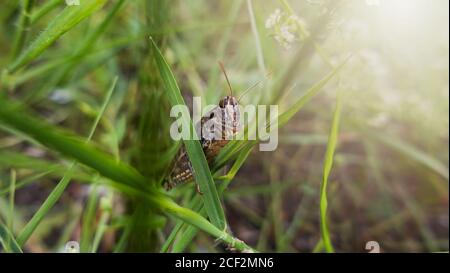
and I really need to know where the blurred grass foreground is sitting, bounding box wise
[0,0,448,253]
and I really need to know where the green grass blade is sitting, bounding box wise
[16,77,118,247]
[16,163,76,246]
[0,170,56,196]
[91,192,113,253]
[31,0,64,24]
[0,221,22,253]
[160,198,254,252]
[217,144,254,190]
[0,100,147,191]
[312,239,324,253]
[278,56,350,127]
[160,222,183,252]
[319,91,343,253]
[167,147,253,252]
[166,200,203,253]
[55,0,127,84]
[8,169,17,239]
[160,193,203,252]
[80,182,100,252]
[105,179,254,252]
[7,0,107,73]
[76,0,126,58]
[10,0,35,61]
[171,224,199,253]
[372,132,449,180]
[150,37,226,230]
[246,0,266,75]
[87,76,118,139]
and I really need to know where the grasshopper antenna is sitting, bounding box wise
[238,71,272,102]
[218,61,233,96]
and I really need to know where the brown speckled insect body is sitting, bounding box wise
[164,63,240,191]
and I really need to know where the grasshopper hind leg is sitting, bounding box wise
[164,148,195,190]
[163,144,207,195]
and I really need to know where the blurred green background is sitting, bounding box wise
[0,0,448,252]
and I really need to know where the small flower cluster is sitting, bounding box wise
[265,9,308,50]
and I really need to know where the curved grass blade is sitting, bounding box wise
[31,0,64,24]
[0,221,22,253]
[319,90,343,253]
[371,132,449,180]
[8,170,16,240]
[171,224,200,253]
[160,195,202,253]
[10,0,35,61]
[7,0,107,73]
[0,170,56,196]
[56,0,127,84]
[159,198,254,252]
[16,77,118,247]
[278,55,351,127]
[106,180,255,253]
[0,103,148,196]
[163,146,253,252]
[150,37,226,230]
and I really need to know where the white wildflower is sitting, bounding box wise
[274,34,291,50]
[288,15,309,39]
[265,8,308,50]
[265,9,283,29]
[280,25,296,43]
[287,15,301,29]
[272,23,296,50]
[274,25,297,49]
